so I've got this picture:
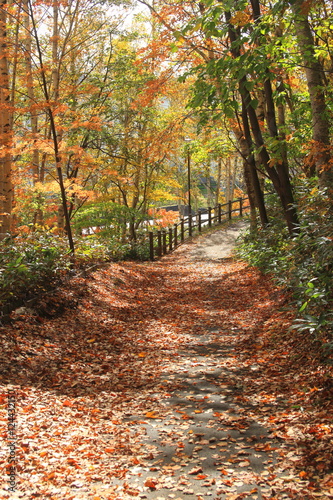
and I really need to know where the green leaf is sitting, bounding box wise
[299,301,308,313]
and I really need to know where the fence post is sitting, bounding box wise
[181,220,184,242]
[239,197,243,217]
[208,207,212,227]
[198,212,202,232]
[174,223,178,247]
[228,200,232,220]
[162,230,167,254]
[149,232,154,261]
[218,204,222,224]
[169,227,173,251]
[157,230,162,257]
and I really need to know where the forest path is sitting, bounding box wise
[0,222,331,500]
[185,220,249,261]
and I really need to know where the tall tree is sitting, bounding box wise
[225,3,299,234]
[290,0,332,187]
[0,0,13,239]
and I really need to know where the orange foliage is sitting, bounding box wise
[303,140,333,173]
[148,207,180,228]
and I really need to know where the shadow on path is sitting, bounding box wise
[120,328,292,499]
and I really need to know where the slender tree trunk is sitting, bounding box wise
[0,0,13,238]
[225,158,230,203]
[215,157,222,206]
[28,0,74,252]
[290,0,332,187]
[226,8,299,235]
[231,156,237,201]
[206,161,212,207]
[243,159,257,230]
[238,105,268,227]
[52,1,60,101]
[23,0,43,225]
[242,76,299,234]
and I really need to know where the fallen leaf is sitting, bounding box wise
[144,478,157,489]
[188,466,203,475]
[145,411,158,418]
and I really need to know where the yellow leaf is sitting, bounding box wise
[87,338,96,343]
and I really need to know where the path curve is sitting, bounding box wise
[187,221,249,261]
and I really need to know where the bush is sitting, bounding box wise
[237,178,333,350]
[74,233,151,263]
[0,232,71,309]
[72,200,148,237]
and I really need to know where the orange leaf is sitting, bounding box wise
[62,400,73,407]
[145,411,158,418]
[144,479,157,489]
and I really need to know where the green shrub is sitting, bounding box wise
[72,200,148,237]
[237,178,333,350]
[75,233,150,263]
[0,232,70,308]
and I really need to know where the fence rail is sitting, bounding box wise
[148,197,249,261]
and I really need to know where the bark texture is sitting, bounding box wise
[291,0,332,187]
[0,0,12,238]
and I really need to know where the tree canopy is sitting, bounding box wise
[0,0,332,245]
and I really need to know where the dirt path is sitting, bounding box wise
[1,223,332,500]
[187,221,249,261]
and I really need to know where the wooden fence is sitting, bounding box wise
[148,197,249,261]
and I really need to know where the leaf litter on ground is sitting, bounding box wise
[0,232,332,499]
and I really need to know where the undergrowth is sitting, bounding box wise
[0,231,150,314]
[237,178,333,362]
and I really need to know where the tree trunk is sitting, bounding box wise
[291,0,332,187]
[238,104,268,227]
[226,8,299,235]
[206,161,212,207]
[29,0,74,252]
[231,156,237,201]
[225,157,231,203]
[0,0,13,239]
[23,0,43,226]
[215,157,222,206]
[243,159,257,230]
